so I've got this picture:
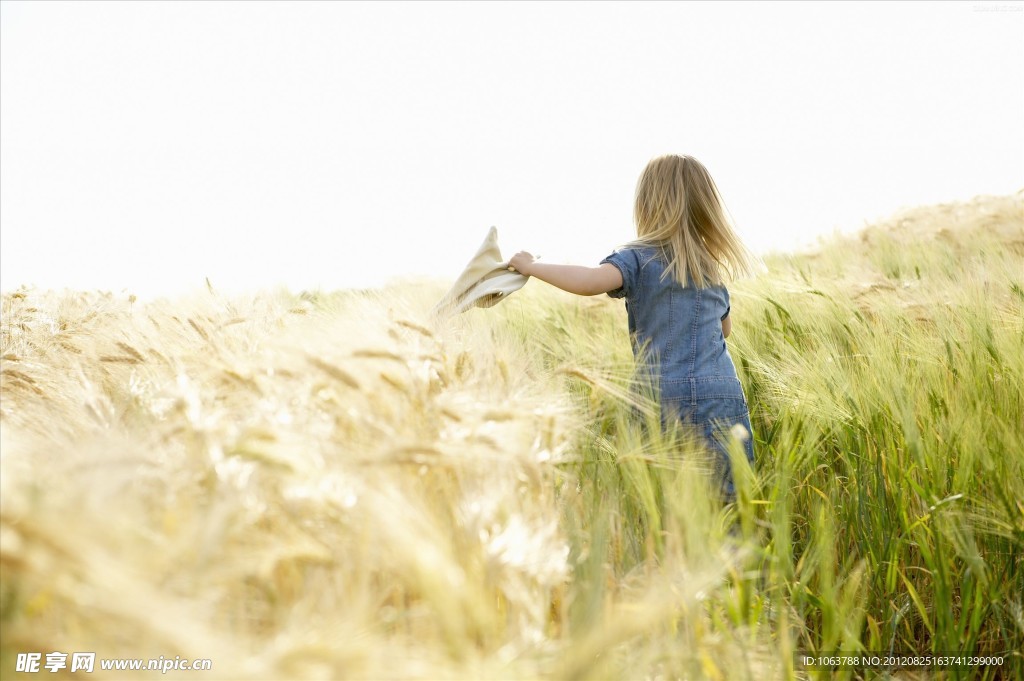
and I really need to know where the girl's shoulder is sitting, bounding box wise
[602,244,731,299]
[601,246,654,299]
[606,244,665,269]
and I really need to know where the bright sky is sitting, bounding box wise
[2,1,1022,299]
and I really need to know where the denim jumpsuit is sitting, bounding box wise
[602,246,755,498]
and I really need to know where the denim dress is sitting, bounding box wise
[602,246,755,498]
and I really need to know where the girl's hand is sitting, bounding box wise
[508,251,537,276]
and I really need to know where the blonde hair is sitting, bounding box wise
[631,154,756,288]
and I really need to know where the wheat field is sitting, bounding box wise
[1,193,1022,680]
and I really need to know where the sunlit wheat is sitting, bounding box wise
[1,193,1021,679]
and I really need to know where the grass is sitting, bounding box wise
[1,192,1022,679]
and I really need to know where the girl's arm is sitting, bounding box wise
[722,314,732,339]
[509,251,622,296]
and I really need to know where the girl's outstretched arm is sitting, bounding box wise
[508,251,623,296]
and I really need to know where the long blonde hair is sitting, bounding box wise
[631,154,756,288]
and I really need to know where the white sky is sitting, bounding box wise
[2,0,1022,299]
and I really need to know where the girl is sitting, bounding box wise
[509,154,757,499]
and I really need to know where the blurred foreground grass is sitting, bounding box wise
[2,193,1022,679]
